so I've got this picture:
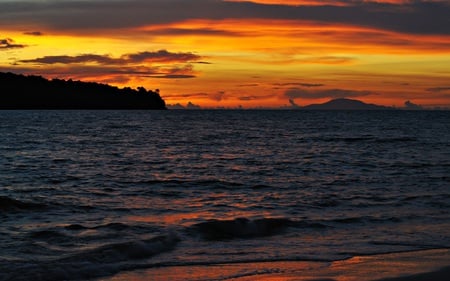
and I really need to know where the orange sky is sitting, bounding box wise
[1,0,449,109]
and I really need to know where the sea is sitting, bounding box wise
[1,110,449,281]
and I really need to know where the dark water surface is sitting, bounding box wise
[1,110,449,281]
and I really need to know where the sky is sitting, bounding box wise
[1,0,450,109]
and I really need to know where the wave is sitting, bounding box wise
[63,222,157,235]
[316,136,417,143]
[376,136,417,143]
[28,229,71,242]
[0,196,47,213]
[328,216,402,225]
[321,136,375,142]
[64,234,180,264]
[187,217,293,241]
[1,234,180,281]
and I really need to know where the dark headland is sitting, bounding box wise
[0,72,166,109]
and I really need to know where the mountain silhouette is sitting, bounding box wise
[0,72,166,109]
[302,98,391,110]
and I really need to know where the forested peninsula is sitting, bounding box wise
[0,72,166,109]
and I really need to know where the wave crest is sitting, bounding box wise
[189,217,292,240]
[0,196,47,212]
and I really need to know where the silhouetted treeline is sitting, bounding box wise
[0,72,166,109]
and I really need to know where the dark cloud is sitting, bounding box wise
[147,28,241,37]
[274,82,325,87]
[0,38,26,49]
[19,54,117,65]
[15,50,200,79]
[167,103,186,109]
[427,87,450,93]
[0,0,449,35]
[166,92,210,99]
[166,101,201,109]
[289,99,301,108]
[61,65,161,76]
[285,88,372,99]
[139,63,198,79]
[238,94,275,101]
[124,50,201,63]
[0,62,195,82]
[18,50,201,65]
[186,101,201,109]
[23,31,43,36]
[149,74,196,79]
[237,83,260,87]
[210,91,226,101]
[404,100,423,110]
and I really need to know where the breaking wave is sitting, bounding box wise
[1,234,180,281]
[188,217,293,240]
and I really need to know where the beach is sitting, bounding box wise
[100,248,450,281]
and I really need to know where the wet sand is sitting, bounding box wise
[99,248,450,281]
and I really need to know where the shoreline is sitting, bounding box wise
[376,266,450,281]
[99,248,450,281]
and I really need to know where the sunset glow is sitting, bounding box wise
[1,0,449,108]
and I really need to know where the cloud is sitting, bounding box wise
[274,82,325,87]
[427,86,450,93]
[298,56,355,64]
[165,92,211,99]
[285,88,372,99]
[209,91,226,101]
[238,94,275,101]
[53,65,160,76]
[18,50,201,65]
[150,64,198,79]
[0,62,197,83]
[1,0,449,35]
[289,99,301,108]
[166,103,186,109]
[19,54,117,65]
[0,38,26,50]
[151,74,196,79]
[237,83,260,87]
[14,50,202,79]
[146,27,242,37]
[186,101,202,109]
[166,101,202,109]
[124,50,201,63]
[23,31,43,36]
[404,100,423,109]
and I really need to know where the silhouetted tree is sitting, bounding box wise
[0,72,166,109]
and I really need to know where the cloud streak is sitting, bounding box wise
[18,50,201,65]
[0,38,26,50]
[427,87,450,93]
[274,83,325,87]
[14,50,202,79]
[285,88,373,99]
[297,56,355,64]
[6,49,201,82]
[1,0,449,35]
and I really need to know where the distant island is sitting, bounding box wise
[0,72,166,109]
[299,98,392,110]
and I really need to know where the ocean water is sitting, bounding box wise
[0,110,449,281]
